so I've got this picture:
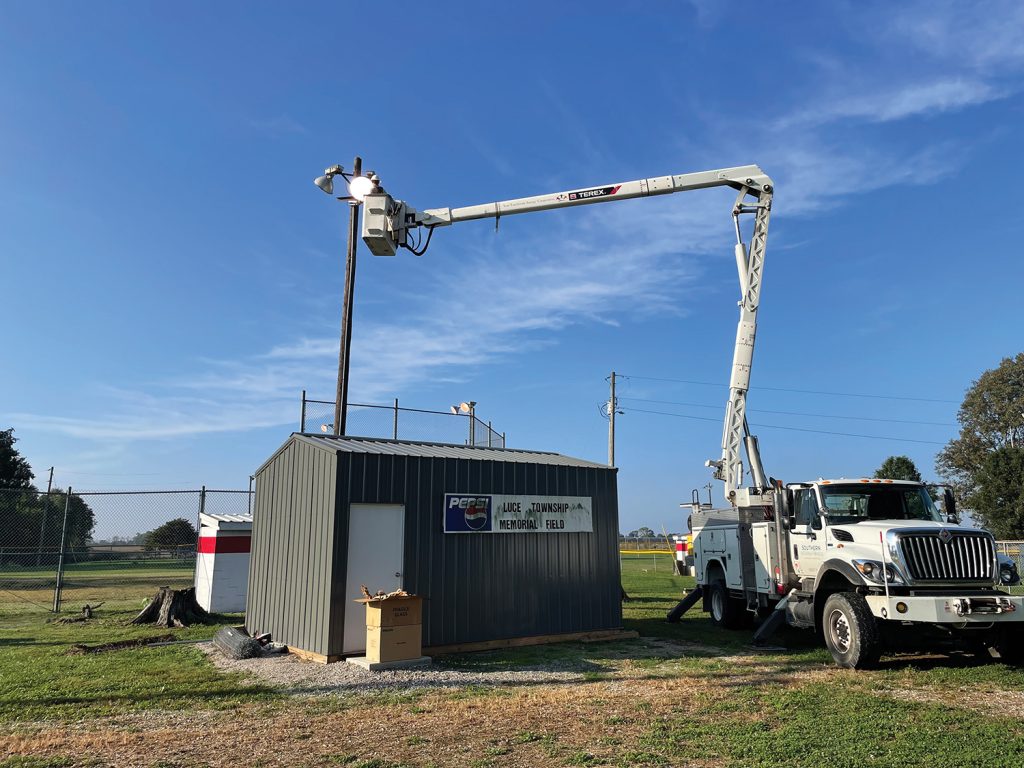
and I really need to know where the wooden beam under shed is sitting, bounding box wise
[423,628,639,656]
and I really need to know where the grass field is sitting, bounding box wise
[0,560,196,619]
[2,555,1024,767]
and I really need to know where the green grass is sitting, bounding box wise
[635,680,1024,767]
[0,560,197,619]
[0,610,280,723]
[4,563,1024,768]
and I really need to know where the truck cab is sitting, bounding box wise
[691,478,1023,668]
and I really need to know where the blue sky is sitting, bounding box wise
[2,1,1023,534]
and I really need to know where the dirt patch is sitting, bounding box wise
[0,673,744,768]
[879,685,1024,718]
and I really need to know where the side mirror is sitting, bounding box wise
[943,488,958,524]
[775,489,795,530]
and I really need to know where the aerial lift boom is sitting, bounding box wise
[354,164,773,500]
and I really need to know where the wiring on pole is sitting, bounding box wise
[618,396,955,428]
[619,406,946,446]
[618,374,959,405]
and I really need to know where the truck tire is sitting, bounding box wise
[708,580,745,629]
[822,592,882,670]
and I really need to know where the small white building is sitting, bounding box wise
[194,512,252,614]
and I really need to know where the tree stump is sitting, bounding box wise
[131,586,210,627]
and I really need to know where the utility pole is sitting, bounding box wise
[334,156,362,436]
[608,371,617,467]
[36,467,54,566]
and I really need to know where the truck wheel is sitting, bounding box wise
[708,580,744,629]
[822,592,882,670]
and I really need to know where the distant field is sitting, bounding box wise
[0,559,195,618]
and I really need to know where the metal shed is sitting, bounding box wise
[246,434,624,662]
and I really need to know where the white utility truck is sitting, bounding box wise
[688,480,1022,667]
[317,160,1024,669]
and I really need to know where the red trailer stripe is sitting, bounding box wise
[197,536,251,554]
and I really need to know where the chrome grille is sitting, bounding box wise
[898,533,995,582]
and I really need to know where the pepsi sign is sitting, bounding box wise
[443,493,593,534]
[444,494,492,533]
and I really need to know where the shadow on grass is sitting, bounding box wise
[0,685,276,711]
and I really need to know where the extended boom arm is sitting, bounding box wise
[361,164,773,502]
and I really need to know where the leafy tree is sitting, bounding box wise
[143,518,198,550]
[969,447,1024,539]
[938,353,1024,495]
[874,456,922,482]
[636,526,655,538]
[0,428,35,490]
[938,353,1024,534]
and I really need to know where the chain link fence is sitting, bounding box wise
[0,487,251,620]
[300,393,506,447]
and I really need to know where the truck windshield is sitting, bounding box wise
[819,485,943,523]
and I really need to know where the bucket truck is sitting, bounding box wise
[324,161,1024,669]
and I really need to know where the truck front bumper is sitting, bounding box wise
[865,593,1024,624]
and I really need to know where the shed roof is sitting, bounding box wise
[199,512,253,530]
[257,433,611,474]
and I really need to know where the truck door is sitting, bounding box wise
[790,489,825,578]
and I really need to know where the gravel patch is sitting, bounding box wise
[201,637,717,695]
[202,644,590,694]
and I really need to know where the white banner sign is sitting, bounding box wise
[443,493,593,533]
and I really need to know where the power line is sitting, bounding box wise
[619,406,946,446]
[619,374,959,404]
[618,396,955,427]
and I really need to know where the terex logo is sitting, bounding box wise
[568,184,621,202]
[444,494,491,532]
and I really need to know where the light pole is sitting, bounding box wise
[450,401,477,445]
[314,158,382,436]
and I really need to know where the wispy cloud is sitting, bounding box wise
[247,113,307,137]
[776,78,1003,130]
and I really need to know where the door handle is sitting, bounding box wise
[395,572,402,578]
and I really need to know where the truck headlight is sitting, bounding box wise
[999,559,1020,586]
[853,559,905,585]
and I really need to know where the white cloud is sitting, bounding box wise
[885,0,1024,70]
[777,79,1003,130]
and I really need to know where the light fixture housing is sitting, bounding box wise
[314,174,334,195]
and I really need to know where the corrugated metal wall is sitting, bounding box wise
[329,451,621,657]
[249,437,622,659]
[246,439,338,656]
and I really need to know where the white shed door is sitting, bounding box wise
[343,504,405,654]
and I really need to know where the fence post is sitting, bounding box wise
[487,421,493,448]
[393,398,399,439]
[502,431,506,448]
[51,487,72,613]
[36,491,51,567]
[247,476,254,515]
[300,389,307,432]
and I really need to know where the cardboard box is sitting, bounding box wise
[366,624,422,663]
[359,595,423,627]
